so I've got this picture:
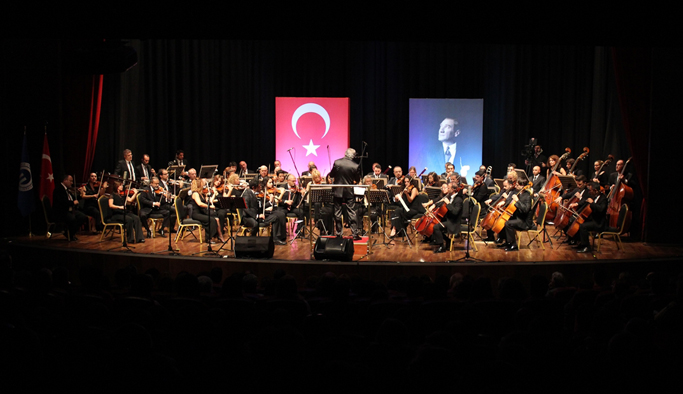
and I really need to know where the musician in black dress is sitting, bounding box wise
[81,172,105,232]
[108,179,145,244]
[190,179,226,243]
[309,169,334,236]
[389,176,427,238]
[591,160,609,188]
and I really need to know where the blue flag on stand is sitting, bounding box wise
[18,132,35,217]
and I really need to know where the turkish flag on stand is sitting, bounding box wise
[39,133,55,204]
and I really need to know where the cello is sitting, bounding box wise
[481,185,510,231]
[537,148,572,221]
[415,184,464,237]
[552,148,590,229]
[607,157,633,230]
[491,182,533,234]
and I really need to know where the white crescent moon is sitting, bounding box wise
[291,103,330,140]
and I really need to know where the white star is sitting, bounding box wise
[47,173,54,182]
[303,139,320,157]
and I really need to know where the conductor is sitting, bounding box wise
[329,148,362,240]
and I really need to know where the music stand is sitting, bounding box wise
[371,178,386,189]
[243,173,257,182]
[299,176,313,189]
[559,175,577,192]
[514,169,529,183]
[215,196,246,257]
[425,186,442,201]
[308,185,333,255]
[199,165,218,180]
[367,189,392,248]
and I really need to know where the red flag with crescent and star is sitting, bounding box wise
[39,133,55,204]
[275,97,349,177]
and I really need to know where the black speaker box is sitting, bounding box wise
[234,236,275,258]
[314,236,355,261]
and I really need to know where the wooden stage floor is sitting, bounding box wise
[6,224,683,288]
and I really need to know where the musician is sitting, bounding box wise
[279,174,306,231]
[430,182,464,253]
[328,148,362,239]
[241,178,287,245]
[388,166,404,186]
[189,179,227,243]
[554,175,588,245]
[257,166,269,182]
[108,179,145,244]
[81,172,105,232]
[226,162,238,175]
[226,173,244,197]
[389,176,427,238]
[275,171,287,184]
[530,165,546,195]
[565,158,584,177]
[546,155,567,178]
[154,169,178,232]
[479,165,496,189]
[467,169,490,208]
[168,150,189,179]
[135,154,155,182]
[591,160,608,187]
[187,168,197,182]
[608,159,633,188]
[507,163,517,175]
[408,166,424,191]
[301,161,316,177]
[440,163,455,179]
[138,177,171,238]
[52,174,88,241]
[368,163,389,179]
[114,149,138,182]
[238,161,251,176]
[425,172,440,187]
[499,178,533,252]
[273,160,283,174]
[309,169,334,235]
[576,182,608,253]
[485,172,517,243]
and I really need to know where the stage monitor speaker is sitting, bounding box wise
[314,236,354,261]
[234,236,274,259]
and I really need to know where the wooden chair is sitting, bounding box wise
[41,195,69,240]
[450,197,481,252]
[515,201,548,250]
[173,196,203,243]
[235,209,271,237]
[593,204,629,252]
[98,195,125,243]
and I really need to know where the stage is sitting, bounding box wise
[6,224,683,288]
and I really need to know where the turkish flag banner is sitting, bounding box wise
[275,97,349,177]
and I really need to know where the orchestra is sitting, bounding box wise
[51,141,634,257]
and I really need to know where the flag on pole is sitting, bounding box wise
[18,130,35,217]
[39,133,55,205]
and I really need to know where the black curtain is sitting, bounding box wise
[93,40,628,180]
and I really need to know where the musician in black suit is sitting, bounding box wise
[530,165,546,195]
[241,178,287,244]
[328,148,362,239]
[607,159,633,188]
[367,162,389,179]
[431,183,464,253]
[138,177,170,238]
[468,169,491,207]
[114,149,138,182]
[135,154,155,182]
[577,182,608,253]
[168,150,189,179]
[501,178,533,251]
[52,174,88,241]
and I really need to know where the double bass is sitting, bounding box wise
[537,148,572,221]
[551,148,590,229]
[607,157,633,230]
